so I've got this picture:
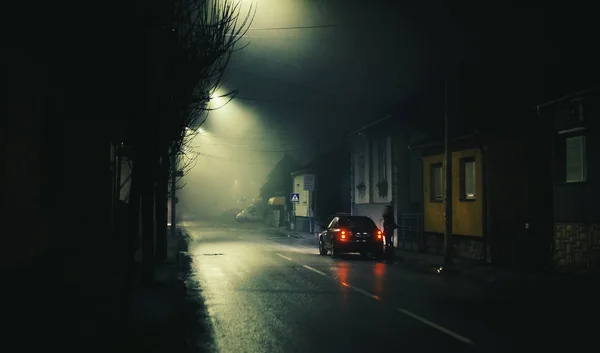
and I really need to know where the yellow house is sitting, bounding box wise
[422,148,483,237]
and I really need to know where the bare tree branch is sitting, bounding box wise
[150,0,256,195]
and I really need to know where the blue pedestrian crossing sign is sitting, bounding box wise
[290,193,300,203]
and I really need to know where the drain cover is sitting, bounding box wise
[202,253,224,256]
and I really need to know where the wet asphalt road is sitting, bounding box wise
[182,220,592,353]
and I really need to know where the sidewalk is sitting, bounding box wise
[124,227,207,353]
[394,249,598,293]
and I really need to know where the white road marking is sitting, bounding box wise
[271,242,317,254]
[274,253,473,346]
[275,253,475,345]
[275,253,292,261]
[397,308,475,345]
[302,265,327,276]
[339,281,380,300]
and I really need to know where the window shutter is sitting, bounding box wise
[357,151,366,185]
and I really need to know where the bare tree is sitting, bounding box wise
[125,0,255,280]
[164,0,256,193]
[169,0,254,142]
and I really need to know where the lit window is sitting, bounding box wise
[460,157,476,200]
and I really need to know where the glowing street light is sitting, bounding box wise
[208,91,229,109]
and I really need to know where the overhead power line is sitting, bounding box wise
[197,152,273,165]
[199,141,318,152]
[230,67,328,94]
[237,54,348,75]
[247,24,342,31]
[197,131,306,142]
[245,21,399,32]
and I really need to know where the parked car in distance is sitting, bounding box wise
[235,205,263,222]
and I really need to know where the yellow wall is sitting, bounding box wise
[422,148,483,236]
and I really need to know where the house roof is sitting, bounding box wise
[409,132,484,154]
[290,147,347,176]
[347,114,394,136]
[290,166,312,176]
[532,88,594,111]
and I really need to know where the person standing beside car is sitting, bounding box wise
[382,203,397,247]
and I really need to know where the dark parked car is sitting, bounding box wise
[318,215,384,259]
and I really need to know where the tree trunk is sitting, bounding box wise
[155,146,169,263]
[128,154,142,283]
[139,147,156,284]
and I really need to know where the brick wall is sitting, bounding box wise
[554,223,600,273]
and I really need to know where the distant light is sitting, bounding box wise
[197,127,207,135]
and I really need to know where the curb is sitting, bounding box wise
[394,256,443,275]
[394,255,501,284]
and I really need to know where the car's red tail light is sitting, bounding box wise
[337,229,349,240]
[377,230,382,239]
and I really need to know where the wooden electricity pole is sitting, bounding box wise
[444,69,453,266]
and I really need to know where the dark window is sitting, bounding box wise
[338,216,377,229]
[430,163,443,202]
[565,136,586,182]
[554,133,587,183]
[459,157,476,201]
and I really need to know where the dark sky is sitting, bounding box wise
[200,0,448,162]
[199,0,596,162]
[180,0,597,213]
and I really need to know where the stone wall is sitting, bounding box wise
[554,223,600,274]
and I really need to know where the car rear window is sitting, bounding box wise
[338,217,376,229]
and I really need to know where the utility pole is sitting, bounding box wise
[170,146,177,239]
[444,68,453,266]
